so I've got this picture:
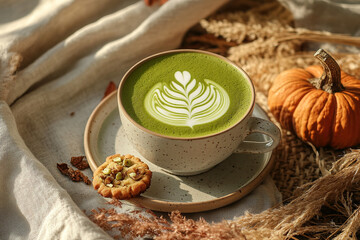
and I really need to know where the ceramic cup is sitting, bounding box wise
[118,49,280,176]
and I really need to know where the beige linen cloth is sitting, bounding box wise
[0,0,282,239]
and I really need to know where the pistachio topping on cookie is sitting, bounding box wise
[93,154,152,199]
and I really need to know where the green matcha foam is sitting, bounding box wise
[121,52,252,138]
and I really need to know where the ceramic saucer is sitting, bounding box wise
[84,91,274,213]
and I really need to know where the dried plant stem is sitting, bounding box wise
[277,31,360,47]
[333,207,360,240]
[231,159,360,238]
[307,142,330,176]
[184,34,237,48]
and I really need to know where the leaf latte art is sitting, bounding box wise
[144,71,230,128]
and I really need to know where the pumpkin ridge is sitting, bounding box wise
[318,93,336,147]
[271,71,313,91]
[344,86,360,95]
[340,91,360,146]
[340,71,360,86]
[308,92,335,147]
[331,93,352,149]
[293,89,323,143]
[306,65,323,79]
[328,93,338,148]
[278,68,314,80]
[305,91,330,146]
[279,86,313,131]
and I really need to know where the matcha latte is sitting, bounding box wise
[120,51,253,138]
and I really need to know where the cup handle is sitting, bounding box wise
[234,117,281,154]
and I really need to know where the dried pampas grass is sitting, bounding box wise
[88,0,360,239]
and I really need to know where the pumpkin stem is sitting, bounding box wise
[313,49,344,93]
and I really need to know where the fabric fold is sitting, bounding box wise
[0,101,112,239]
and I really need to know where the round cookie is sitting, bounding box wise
[93,154,152,199]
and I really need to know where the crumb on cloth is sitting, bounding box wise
[57,163,91,185]
[71,156,89,170]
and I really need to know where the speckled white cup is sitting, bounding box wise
[118,50,280,176]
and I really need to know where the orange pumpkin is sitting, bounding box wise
[268,49,360,149]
